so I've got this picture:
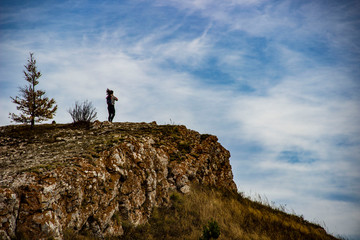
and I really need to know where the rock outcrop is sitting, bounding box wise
[0,122,236,239]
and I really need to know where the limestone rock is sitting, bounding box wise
[0,122,236,239]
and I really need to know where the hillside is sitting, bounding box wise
[0,122,338,240]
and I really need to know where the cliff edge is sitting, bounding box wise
[0,122,236,239]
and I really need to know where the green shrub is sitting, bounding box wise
[200,219,220,240]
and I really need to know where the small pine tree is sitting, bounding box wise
[9,52,57,128]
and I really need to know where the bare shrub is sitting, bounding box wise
[68,100,97,124]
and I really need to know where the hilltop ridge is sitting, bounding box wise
[0,122,339,240]
[0,121,236,239]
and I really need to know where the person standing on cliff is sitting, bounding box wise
[106,88,118,122]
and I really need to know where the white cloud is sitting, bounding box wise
[156,0,265,10]
[127,24,213,69]
[1,0,360,238]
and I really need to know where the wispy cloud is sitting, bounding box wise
[1,0,359,238]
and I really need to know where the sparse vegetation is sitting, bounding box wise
[200,219,221,240]
[178,140,192,154]
[68,100,97,124]
[117,185,338,240]
[200,134,212,142]
[169,151,187,162]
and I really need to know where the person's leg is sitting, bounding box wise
[108,106,111,122]
[110,110,115,122]
[110,105,115,122]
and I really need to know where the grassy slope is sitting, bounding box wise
[117,185,338,240]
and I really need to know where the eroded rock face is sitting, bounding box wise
[0,122,236,239]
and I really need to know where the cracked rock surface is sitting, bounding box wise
[0,121,236,239]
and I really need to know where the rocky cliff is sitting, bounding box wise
[0,122,237,239]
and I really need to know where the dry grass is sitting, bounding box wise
[118,185,339,240]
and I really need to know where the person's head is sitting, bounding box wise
[106,88,113,95]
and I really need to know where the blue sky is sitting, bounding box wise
[1,0,360,238]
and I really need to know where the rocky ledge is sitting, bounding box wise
[0,121,236,239]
